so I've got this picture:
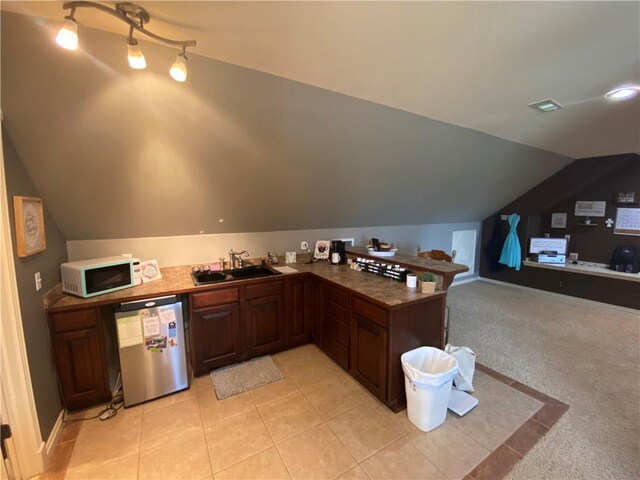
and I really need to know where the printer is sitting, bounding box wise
[529,237,568,264]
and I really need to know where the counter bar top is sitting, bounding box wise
[46,261,449,313]
[345,246,469,289]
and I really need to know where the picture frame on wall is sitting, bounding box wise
[13,196,46,257]
[551,213,567,229]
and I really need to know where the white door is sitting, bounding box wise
[452,230,477,278]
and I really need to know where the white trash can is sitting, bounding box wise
[401,346,459,432]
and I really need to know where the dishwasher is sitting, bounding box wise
[114,295,189,407]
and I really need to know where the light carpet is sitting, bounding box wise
[210,355,284,399]
[448,280,639,480]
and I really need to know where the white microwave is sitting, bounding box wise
[61,256,135,298]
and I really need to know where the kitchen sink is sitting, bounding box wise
[191,264,281,286]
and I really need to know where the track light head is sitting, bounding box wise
[170,50,188,82]
[56,16,78,51]
[126,36,146,70]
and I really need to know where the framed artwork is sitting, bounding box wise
[574,201,606,217]
[314,240,330,260]
[13,196,46,257]
[551,213,567,229]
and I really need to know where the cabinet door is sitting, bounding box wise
[191,303,243,375]
[246,294,285,357]
[53,328,110,410]
[323,295,349,369]
[285,277,312,348]
[350,312,388,400]
[311,280,324,346]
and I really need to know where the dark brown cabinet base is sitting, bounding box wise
[50,309,110,411]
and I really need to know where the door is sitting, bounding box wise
[191,303,242,375]
[285,278,312,348]
[53,328,111,410]
[246,295,285,356]
[350,313,388,400]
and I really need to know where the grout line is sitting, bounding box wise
[197,387,216,479]
[254,395,295,480]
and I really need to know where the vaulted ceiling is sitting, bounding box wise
[1,2,638,240]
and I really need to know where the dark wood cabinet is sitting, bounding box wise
[285,277,312,348]
[311,279,324,346]
[191,302,243,375]
[50,309,110,410]
[246,294,285,356]
[322,284,350,369]
[350,305,388,399]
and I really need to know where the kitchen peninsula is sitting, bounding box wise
[46,256,469,413]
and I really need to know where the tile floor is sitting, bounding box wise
[41,344,566,480]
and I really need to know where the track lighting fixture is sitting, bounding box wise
[56,2,196,81]
[126,30,146,70]
[170,48,188,82]
[56,15,78,51]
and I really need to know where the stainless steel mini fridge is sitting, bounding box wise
[115,295,189,407]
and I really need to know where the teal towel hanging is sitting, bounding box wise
[499,214,521,270]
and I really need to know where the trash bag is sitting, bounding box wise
[445,344,476,392]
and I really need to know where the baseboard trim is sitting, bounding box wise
[479,277,639,314]
[43,409,64,467]
[450,275,479,287]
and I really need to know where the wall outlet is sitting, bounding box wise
[35,272,42,291]
[301,241,309,251]
[569,252,578,261]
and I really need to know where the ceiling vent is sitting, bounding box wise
[528,99,564,113]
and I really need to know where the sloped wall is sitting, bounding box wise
[3,126,67,439]
[1,11,572,242]
[480,153,640,308]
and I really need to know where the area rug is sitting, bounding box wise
[210,356,284,399]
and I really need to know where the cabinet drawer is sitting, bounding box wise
[51,309,98,333]
[326,316,349,346]
[245,280,284,300]
[191,288,239,308]
[325,300,348,323]
[323,336,348,369]
[352,296,387,328]
[325,284,349,308]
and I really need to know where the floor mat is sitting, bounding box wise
[209,355,284,399]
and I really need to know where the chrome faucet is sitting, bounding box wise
[229,250,249,269]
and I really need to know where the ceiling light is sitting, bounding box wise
[56,2,196,81]
[605,86,640,101]
[126,36,146,70]
[170,49,188,82]
[56,16,78,51]
[528,99,564,113]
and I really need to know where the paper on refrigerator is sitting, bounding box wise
[116,315,143,348]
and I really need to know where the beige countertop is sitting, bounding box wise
[46,261,446,313]
[523,259,640,282]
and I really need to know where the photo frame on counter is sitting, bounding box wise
[13,196,46,257]
[314,240,330,260]
[551,213,567,229]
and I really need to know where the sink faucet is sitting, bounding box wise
[229,250,249,269]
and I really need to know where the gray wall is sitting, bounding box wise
[1,12,572,242]
[3,127,67,440]
[67,221,482,277]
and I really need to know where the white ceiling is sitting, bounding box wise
[3,1,639,159]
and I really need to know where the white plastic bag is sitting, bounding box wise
[444,344,476,392]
